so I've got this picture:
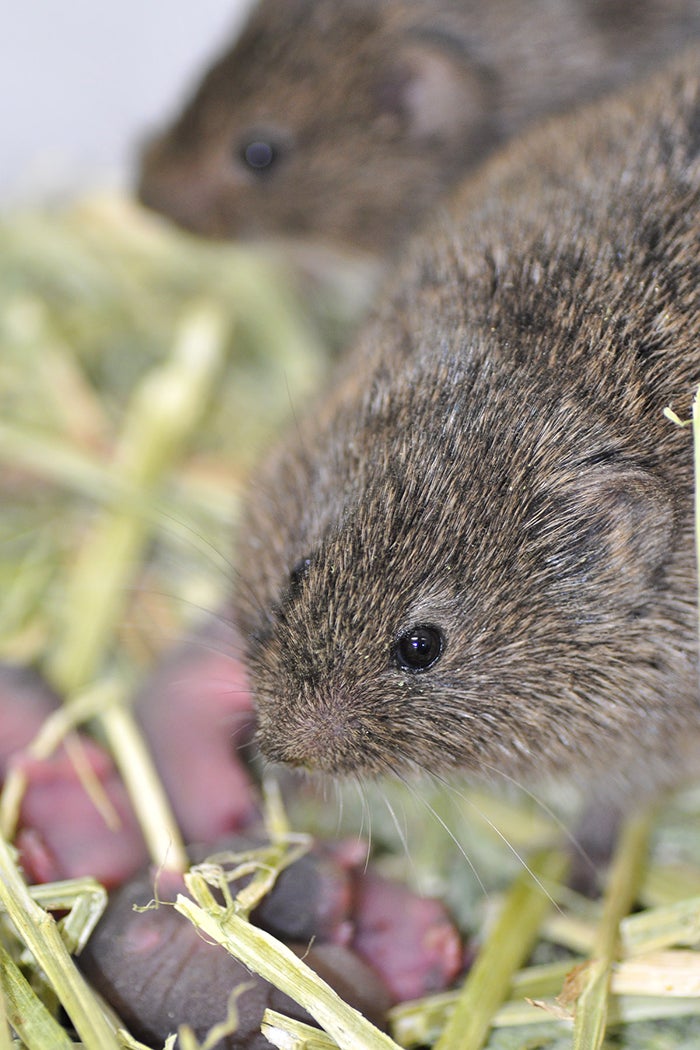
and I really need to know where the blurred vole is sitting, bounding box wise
[138,0,700,258]
[231,47,700,803]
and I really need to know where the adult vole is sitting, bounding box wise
[138,0,700,258]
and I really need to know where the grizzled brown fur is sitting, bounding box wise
[233,48,700,800]
[138,0,700,257]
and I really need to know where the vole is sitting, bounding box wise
[138,0,700,259]
[231,46,700,805]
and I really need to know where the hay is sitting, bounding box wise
[2,193,700,1049]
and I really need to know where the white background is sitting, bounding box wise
[1,1,252,204]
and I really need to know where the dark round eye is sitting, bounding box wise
[239,138,279,173]
[394,624,444,672]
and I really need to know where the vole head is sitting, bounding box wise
[137,0,496,255]
[234,343,682,785]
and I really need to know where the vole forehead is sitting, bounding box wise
[192,3,386,126]
[263,371,565,628]
[277,514,464,631]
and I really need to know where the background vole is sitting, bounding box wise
[231,47,700,804]
[138,0,700,259]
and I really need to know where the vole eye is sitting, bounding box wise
[394,624,444,672]
[238,137,280,174]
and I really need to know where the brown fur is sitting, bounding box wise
[138,0,700,257]
[233,48,700,801]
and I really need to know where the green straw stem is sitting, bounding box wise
[0,942,75,1050]
[693,386,700,633]
[0,834,120,1050]
[433,848,568,1050]
[572,809,652,1049]
[48,303,228,696]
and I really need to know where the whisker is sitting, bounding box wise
[397,773,488,899]
[333,778,345,838]
[380,787,416,882]
[352,777,373,870]
[432,774,562,913]
[353,776,368,847]
[481,761,596,880]
[143,505,272,625]
[150,506,238,580]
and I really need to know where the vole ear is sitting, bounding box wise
[374,34,495,147]
[552,464,676,596]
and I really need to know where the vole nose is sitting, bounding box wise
[258,705,362,775]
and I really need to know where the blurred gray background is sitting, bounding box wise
[1,0,252,205]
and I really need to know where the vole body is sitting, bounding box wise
[138,0,700,258]
[232,48,700,801]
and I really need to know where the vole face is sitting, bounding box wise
[137,0,494,255]
[235,348,681,783]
